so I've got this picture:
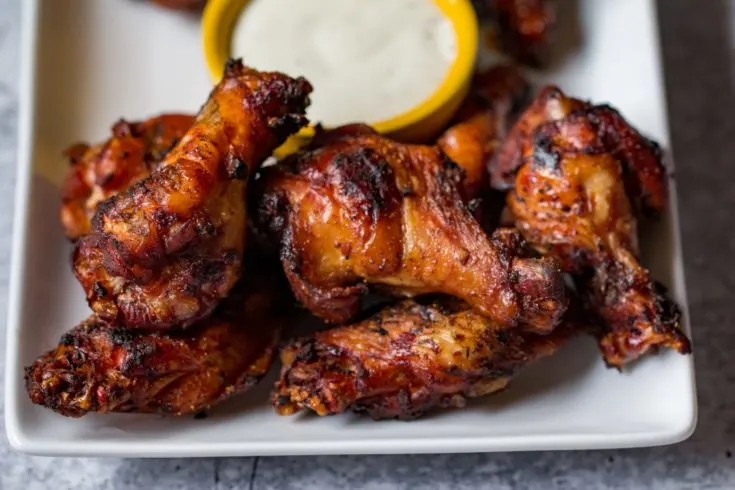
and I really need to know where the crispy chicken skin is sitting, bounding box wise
[437,65,530,200]
[255,128,567,331]
[273,297,577,420]
[474,0,554,67]
[76,60,311,330]
[25,271,284,418]
[60,114,194,240]
[490,86,586,190]
[508,102,691,366]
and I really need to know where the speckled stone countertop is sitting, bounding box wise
[1,0,734,488]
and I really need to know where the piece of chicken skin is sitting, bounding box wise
[25,263,285,418]
[60,114,194,240]
[490,85,587,190]
[76,60,311,330]
[473,0,554,67]
[254,128,567,332]
[437,65,530,200]
[273,297,579,420]
[508,106,691,367]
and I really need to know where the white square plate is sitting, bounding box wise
[5,0,697,456]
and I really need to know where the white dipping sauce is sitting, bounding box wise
[233,0,457,126]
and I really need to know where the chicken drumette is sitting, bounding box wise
[75,60,311,331]
[505,87,691,366]
[274,296,579,420]
[25,261,285,417]
[254,127,567,332]
[61,114,194,240]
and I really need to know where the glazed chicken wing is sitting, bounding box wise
[76,60,311,331]
[507,96,691,366]
[255,128,567,332]
[60,114,194,240]
[273,297,578,420]
[26,261,285,417]
[473,0,555,67]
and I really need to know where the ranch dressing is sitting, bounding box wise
[232,0,457,126]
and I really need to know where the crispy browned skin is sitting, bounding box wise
[490,86,587,190]
[437,65,529,200]
[60,114,194,240]
[273,297,577,420]
[25,273,284,418]
[76,60,311,331]
[255,128,567,332]
[508,103,691,367]
[474,0,554,67]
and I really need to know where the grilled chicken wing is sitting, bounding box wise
[26,262,285,418]
[60,114,194,240]
[75,60,311,331]
[273,297,577,420]
[473,0,554,67]
[255,128,567,332]
[507,96,691,366]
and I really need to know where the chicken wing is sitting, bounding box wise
[507,101,691,366]
[473,0,555,67]
[26,260,285,417]
[76,60,311,330]
[60,114,194,240]
[273,297,578,420]
[254,129,567,332]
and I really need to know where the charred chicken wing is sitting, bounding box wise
[25,267,285,417]
[255,128,567,331]
[273,297,578,420]
[60,114,194,240]
[507,95,691,366]
[76,60,311,331]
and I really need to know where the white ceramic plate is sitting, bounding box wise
[5,0,697,457]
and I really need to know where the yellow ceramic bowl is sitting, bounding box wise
[202,0,478,156]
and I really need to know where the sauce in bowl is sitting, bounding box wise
[232,0,457,127]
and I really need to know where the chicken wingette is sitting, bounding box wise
[273,296,579,420]
[506,89,691,366]
[254,127,567,332]
[75,60,311,331]
[25,267,285,417]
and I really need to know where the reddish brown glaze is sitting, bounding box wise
[25,275,284,417]
[491,85,587,190]
[508,103,691,366]
[254,128,567,332]
[273,297,578,420]
[60,114,194,240]
[76,60,311,330]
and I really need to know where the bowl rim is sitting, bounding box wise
[202,0,479,135]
